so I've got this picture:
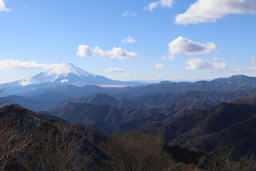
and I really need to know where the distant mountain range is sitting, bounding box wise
[2,74,256,111]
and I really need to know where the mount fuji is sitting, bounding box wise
[0,63,137,96]
[16,63,125,87]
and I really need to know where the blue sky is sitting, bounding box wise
[0,0,256,83]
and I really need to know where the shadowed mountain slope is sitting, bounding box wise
[0,104,107,170]
[151,101,256,157]
[50,98,211,135]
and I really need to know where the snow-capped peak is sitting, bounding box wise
[3,63,129,90]
[16,63,95,86]
[47,63,92,77]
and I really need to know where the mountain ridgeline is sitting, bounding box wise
[2,72,256,111]
[2,72,256,170]
[49,95,256,159]
[47,75,256,159]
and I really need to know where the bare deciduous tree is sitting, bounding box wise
[0,128,31,171]
[205,149,256,171]
[100,132,177,171]
[21,124,92,171]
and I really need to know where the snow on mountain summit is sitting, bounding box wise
[47,63,92,77]
[1,63,137,96]
[12,63,123,87]
[15,63,96,86]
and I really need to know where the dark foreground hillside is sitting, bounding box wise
[0,105,106,170]
[1,105,256,170]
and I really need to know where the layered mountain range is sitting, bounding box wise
[50,95,256,158]
[2,70,256,169]
[1,75,256,111]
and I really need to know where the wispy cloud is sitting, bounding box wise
[146,0,173,11]
[186,58,227,72]
[0,60,60,70]
[76,45,137,60]
[106,67,125,73]
[155,64,163,69]
[122,36,136,44]
[162,36,216,60]
[175,0,256,25]
[251,57,256,66]
[0,0,10,12]
[235,57,256,72]
[122,11,137,17]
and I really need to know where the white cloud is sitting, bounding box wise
[251,57,256,66]
[77,45,137,60]
[122,11,137,17]
[162,36,216,60]
[186,58,227,71]
[0,60,60,70]
[175,0,256,25]
[106,67,125,73]
[155,64,163,69]
[122,36,136,44]
[234,68,243,72]
[146,0,173,11]
[161,55,175,61]
[76,45,93,57]
[235,57,256,72]
[123,11,129,17]
[0,0,10,12]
